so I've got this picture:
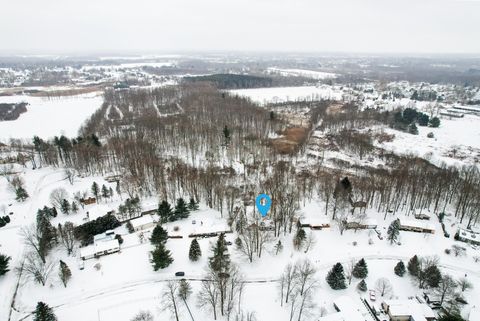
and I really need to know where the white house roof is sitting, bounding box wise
[80,245,97,258]
[384,299,434,321]
[80,239,120,258]
[94,230,116,242]
[301,216,331,226]
[130,215,155,228]
[399,219,435,231]
[332,296,373,321]
[458,228,479,243]
[95,239,120,252]
[346,217,378,226]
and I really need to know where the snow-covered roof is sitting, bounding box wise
[94,230,116,242]
[80,239,120,258]
[458,228,480,243]
[80,245,97,258]
[346,218,378,226]
[331,296,373,321]
[301,216,330,226]
[384,299,435,320]
[130,215,155,228]
[399,219,435,231]
[95,239,120,253]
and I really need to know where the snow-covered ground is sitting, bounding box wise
[229,85,344,105]
[1,165,479,321]
[377,115,480,167]
[0,93,103,140]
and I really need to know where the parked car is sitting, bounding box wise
[369,290,376,301]
[175,271,185,277]
[226,241,233,246]
[192,220,196,225]
[78,260,85,270]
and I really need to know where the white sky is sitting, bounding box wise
[1,0,480,54]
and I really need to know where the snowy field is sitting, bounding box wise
[0,93,103,140]
[229,86,343,105]
[378,115,480,167]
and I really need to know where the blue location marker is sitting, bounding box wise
[256,194,271,217]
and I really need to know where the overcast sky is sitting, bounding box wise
[1,0,480,54]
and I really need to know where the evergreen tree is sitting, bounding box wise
[326,263,347,290]
[60,199,71,214]
[109,187,114,199]
[418,113,430,126]
[352,258,368,279]
[394,261,406,277]
[387,219,400,244]
[209,233,230,273]
[408,255,420,277]
[293,227,306,250]
[91,182,99,199]
[126,221,135,234]
[429,116,441,128]
[71,201,79,213]
[357,279,367,292]
[151,243,173,271]
[189,238,202,261]
[150,225,168,246]
[223,125,231,145]
[173,198,190,220]
[59,260,72,287]
[0,253,11,276]
[16,186,29,202]
[421,264,442,288]
[437,313,466,321]
[101,184,110,199]
[158,201,173,223]
[188,198,199,211]
[33,302,57,321]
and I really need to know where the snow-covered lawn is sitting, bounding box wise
[0,92,103,140]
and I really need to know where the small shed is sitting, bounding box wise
[80,197,96,205]
[398,219,435,234]
[130,215,156,232]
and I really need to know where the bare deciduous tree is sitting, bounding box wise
[198,279,219,320]
[65,169,76,185]
[435,275,457,306]
[162,280,180,321]
[58,222,76,255]
[131,311,154,321]
[20,253,55,286]
[50,187,69,209]
[457,277,473,292]
[375,278,393,298]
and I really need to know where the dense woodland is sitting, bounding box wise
[11,84,480,238]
